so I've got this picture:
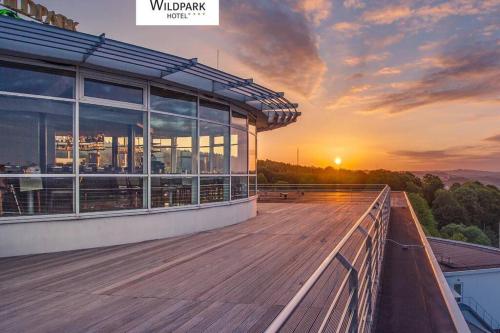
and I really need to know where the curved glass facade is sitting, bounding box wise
[0,60,257,220]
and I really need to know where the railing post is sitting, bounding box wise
[337,253,359,332]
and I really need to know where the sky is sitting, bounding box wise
[33,0,500,171]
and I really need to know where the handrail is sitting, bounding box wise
[404,192,471,333]
[460,296,500,330]
[265,185,391,333]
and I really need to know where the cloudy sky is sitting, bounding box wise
[38,0,500,171]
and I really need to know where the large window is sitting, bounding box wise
[249,133,257,174]
[231,111,247,129]
[150,86,197,117]
[0,95,74,174]
[0,61,75,98]
[0,61,258,220]
[249,176,257,197]
[84,78,143,104]
[200,177,229,203]
[79,104,145,174]
[231,128,248,174]
[199,99,229,123]
[231,176,248,200]
[151,113,197,174]
[200,121,229,174]
[0,177,73,217]
[151,177,197,208]
[80,177,145,212]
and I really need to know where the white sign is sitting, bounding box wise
[136,0,219,26]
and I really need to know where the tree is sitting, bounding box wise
[440,224,491,246]
[432,189,468,228]
[407,193,440,237]
[257,173,268,184]
[453,184,481,226]
[422,174,444,206]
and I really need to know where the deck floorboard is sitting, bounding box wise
[0,191,378,332]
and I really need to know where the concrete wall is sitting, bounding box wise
[0,198,257,257]
[445,268,500,329]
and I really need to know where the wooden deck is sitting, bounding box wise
[0,192,378,333]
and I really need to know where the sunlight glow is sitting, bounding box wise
[335,157,342,166]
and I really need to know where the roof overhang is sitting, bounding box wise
[0,16,300,132]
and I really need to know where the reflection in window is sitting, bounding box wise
[249,133,256,174]
[79,104,145,174]
[0,177,73,216]
[0,61,75,98]
[151,177,197,208]
[249,176,257,197]
[151,113,197,174]
[84,78,143,104]
[79,177,145,212]
[231,128,248,174]
[231,176,248,200]
[199,99,229,123]
[231,111,247,128]
[200,121,229,174]
[0,95,74,174]
[150,87,197,117]
[249,116,257,135]
[200,177,229,203]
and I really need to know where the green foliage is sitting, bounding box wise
[432,189,468,228]
[422,174,444,206]
[257,173,268,184]
[407,193,440,237]
[257,160,422,191]
[440,224,491,246]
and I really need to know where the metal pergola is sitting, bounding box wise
[0,15,300,131]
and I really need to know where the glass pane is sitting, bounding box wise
[84,78,143,104]
[231,128,248,174]
[249,176,257,197]
[231,176,248,200]
[199,99,229,123]
[150,86,197,117]
[200,121,229,174]
[0,95,74,174]
[231,111,247,128]
[151,113,197,174]
[0,177,73,217]
[80,177,145,212]
[249,133,256,174]
[151,177,197,208]
[200,177,229,203]
[79,104,145,174]
[249,116,257,135]
[0,61,75,98]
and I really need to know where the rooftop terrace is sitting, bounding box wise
[0,191,380,332]
[0,189,469,332]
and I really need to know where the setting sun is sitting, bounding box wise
[334,157,342,166]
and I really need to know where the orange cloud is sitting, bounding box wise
[295,0,332,25]
[376,67,401,75]
[362,6,412,25]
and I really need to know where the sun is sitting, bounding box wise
[334,156,342,166]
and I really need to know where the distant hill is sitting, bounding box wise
[412,170,500,188]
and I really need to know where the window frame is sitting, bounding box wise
[0,57,258,224]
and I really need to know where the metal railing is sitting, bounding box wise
[460,296,500,330]
[264,185,391,333]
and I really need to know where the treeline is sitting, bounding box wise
[257,160,500,247]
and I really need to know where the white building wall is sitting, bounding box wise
[0,198,257,258]
[445,268,500,329]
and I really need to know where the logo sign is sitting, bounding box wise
[1,0,78,31]
[136,0,219,26]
